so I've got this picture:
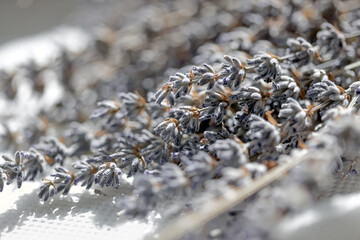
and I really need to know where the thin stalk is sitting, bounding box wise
[314,60,360,75]
[311,101,332,112]
[152,150,308,240]
[278,46,319,62]
[344,30,360,39]
[344,60,360,71]
[315,59,339,70]
[348,95,360,108]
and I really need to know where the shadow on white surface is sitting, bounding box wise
[0,182,153,240]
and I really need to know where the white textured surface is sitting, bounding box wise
[0,182,154,240]
[274,193,360,240]
[272,161,360,240]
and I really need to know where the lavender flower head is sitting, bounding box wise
[209,139,248,167]
[317,22,346,59]
[286,37,319,66]
[154,118,182,146]
[1,152,23,189]
[247,115,280,153]
[94,162,122,188]
[307,79,349,107]
[279,98,310,132]
[217,55,246,90]
[247,53,282,82]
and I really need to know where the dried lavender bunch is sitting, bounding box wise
[1,1,360,239]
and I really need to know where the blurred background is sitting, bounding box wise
[0,0,79,44]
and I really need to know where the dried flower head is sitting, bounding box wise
[247,53,282,82]
[94,162,122,188]
[317,22,346,59]
[1,152,23,189]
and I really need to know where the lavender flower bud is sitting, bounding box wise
[94,162,122,188]
[141,139,170,164]
[119,92,147,120]
[272,76,300,101]
[302,69,329,84]
[204,129,229,143]
[154,118,182,146]
[125,174,162,216]
[155,83,175,105]
[38,181,56,201]
[160,163,188,194]
[321,106,354,122]
[50,167,74,195]
[20,149,44,181]
[317,22,346,59]
[34,137,68,166]
[325,116,360,161]
[286,37,318,66]
[193,64,218,90]
[1,151,23,189]
[0,168,7,192]
[200,91,229,124]
[347,81,360,107]
[209,139,248,167]
[184,152,214,188]
[230,86,265,116]
[218,55,246,90]
[90,100,120,119]
[279,98,309,131]
[173,106,201,134]
[307,79,348,107]
[73,161,97,189]
[64,123,91,156]
[169,73,191,99]
[220,167,251,187]
[247,53,282,82]
[248,115,280,152]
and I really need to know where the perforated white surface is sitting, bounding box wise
[0,182,154,240]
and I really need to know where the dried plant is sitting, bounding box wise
[0,0,360,239]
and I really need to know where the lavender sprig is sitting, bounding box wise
[1,152,23,189]
[94,162,122,188]
[247,53,282,82]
